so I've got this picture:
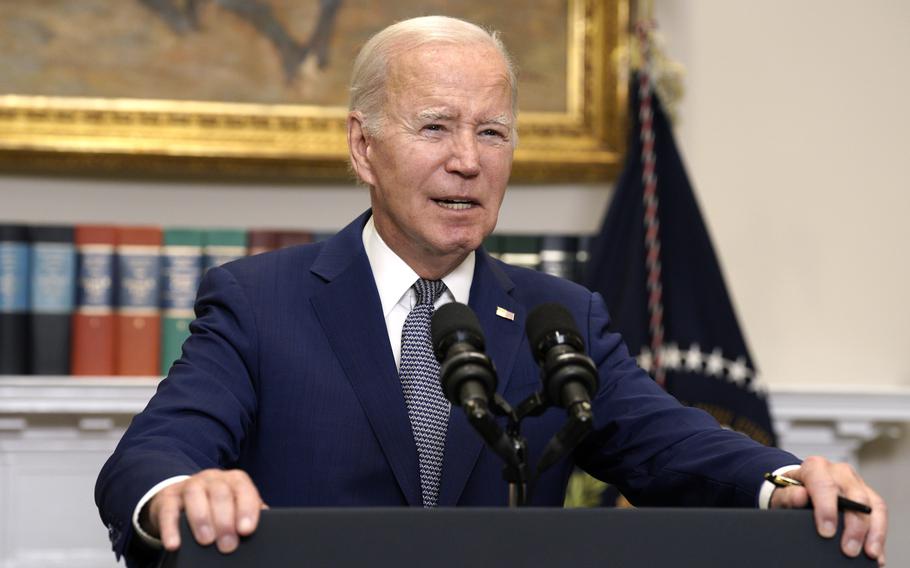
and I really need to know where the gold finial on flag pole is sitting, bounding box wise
[617,0,685,123]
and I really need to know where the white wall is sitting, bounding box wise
[655,0,910,388]
[655,5,910,562]
[0,176,610,235]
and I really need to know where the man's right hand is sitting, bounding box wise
[146,469,266,553]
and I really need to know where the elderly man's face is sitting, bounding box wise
[357,42,514,273]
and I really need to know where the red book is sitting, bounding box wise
[247,229,313,256]
[275,230,313,249]
[247,230,277,256]
[71,225,117,376]
[115,227,162,376]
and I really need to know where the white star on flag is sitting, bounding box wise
[637,349,653,373]
[728,357,749,385]
[662,343,682,370]
[684,343,703,372]
[705,349,724,377]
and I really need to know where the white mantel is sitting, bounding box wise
[0,377,159,568]
[769,385,910,467]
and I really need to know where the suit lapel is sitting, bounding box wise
[437,251,526,505]
[309,212,422,506]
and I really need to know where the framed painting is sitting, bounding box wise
[0,0,628,182]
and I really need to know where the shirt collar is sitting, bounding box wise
[362,215,474,317]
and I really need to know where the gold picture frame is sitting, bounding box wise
[0,0,627,182]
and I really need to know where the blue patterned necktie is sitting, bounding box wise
[399,278,450,507]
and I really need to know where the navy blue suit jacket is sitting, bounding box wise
[96,211,798,563]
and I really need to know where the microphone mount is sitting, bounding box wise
[432,302,599,507]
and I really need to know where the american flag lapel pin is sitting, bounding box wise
[495,306,515,321]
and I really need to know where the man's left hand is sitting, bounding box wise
[770,455,887,566]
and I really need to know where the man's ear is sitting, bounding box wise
[347,111,376,186]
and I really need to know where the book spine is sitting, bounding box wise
[203,228,247,271]
[115,227,162,376]
[539,235,578,280]
[499,235,541,270]
[160,229,204,374]
[29,225,76,375]
[575,235,593,284]
[274,230,313,249]
[311,232,336,243]
[0,225,30,374]
[482,234,503,260]
[247,230,277,256]
[72,226,117,376]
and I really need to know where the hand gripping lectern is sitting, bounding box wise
[159,508,875,568]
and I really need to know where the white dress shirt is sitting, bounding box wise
[361,216,474,369]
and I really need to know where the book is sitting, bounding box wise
[248,229,313,255]
[498,234,541,270]
[247,230,277,256]
[160,228,204,375]
[575,235,593,284]
[275,230,313,249]
[482,234,503,259]
[0,224,30,374]
[115,226,162,376]
[72,225,117,376]
[311,232,336,243]
[539,235,578,280]
[29,225,76,375]
[203,228,247,271]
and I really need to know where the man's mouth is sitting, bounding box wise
[433,198,476,211]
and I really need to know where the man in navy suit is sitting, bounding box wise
[95,15,888,567]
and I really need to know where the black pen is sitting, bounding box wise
[764,473,872,514]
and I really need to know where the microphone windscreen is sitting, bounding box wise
[431,302,484,351]
[526,303,582,357]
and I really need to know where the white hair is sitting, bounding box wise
[349,15,518,139]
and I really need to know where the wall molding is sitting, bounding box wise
[769,384,910,467]
[0,377,158,416]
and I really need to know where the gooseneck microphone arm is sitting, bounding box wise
[432,302,600,504]
[525,303,599,475]
[432,303,527,503]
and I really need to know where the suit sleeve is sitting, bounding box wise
[573,292,799,507]
[94,265,261,565]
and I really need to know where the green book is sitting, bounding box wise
[498,234,541,270]
[482,234,503,260]
[160,228,204,374]
[204,228,248,270]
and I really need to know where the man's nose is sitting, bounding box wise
[445,131,481,177]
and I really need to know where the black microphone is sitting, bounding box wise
[432,303,519,470]
[525,303,598,412]
[431,302,498,411]
[526,303,599,474]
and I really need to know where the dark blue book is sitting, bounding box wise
[575,235,593,284]
[0,224,30,374]
[539,235,578,280]
[28,225,76,375]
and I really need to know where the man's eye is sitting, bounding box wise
[480,128,506,138]
[423,124,444,132]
